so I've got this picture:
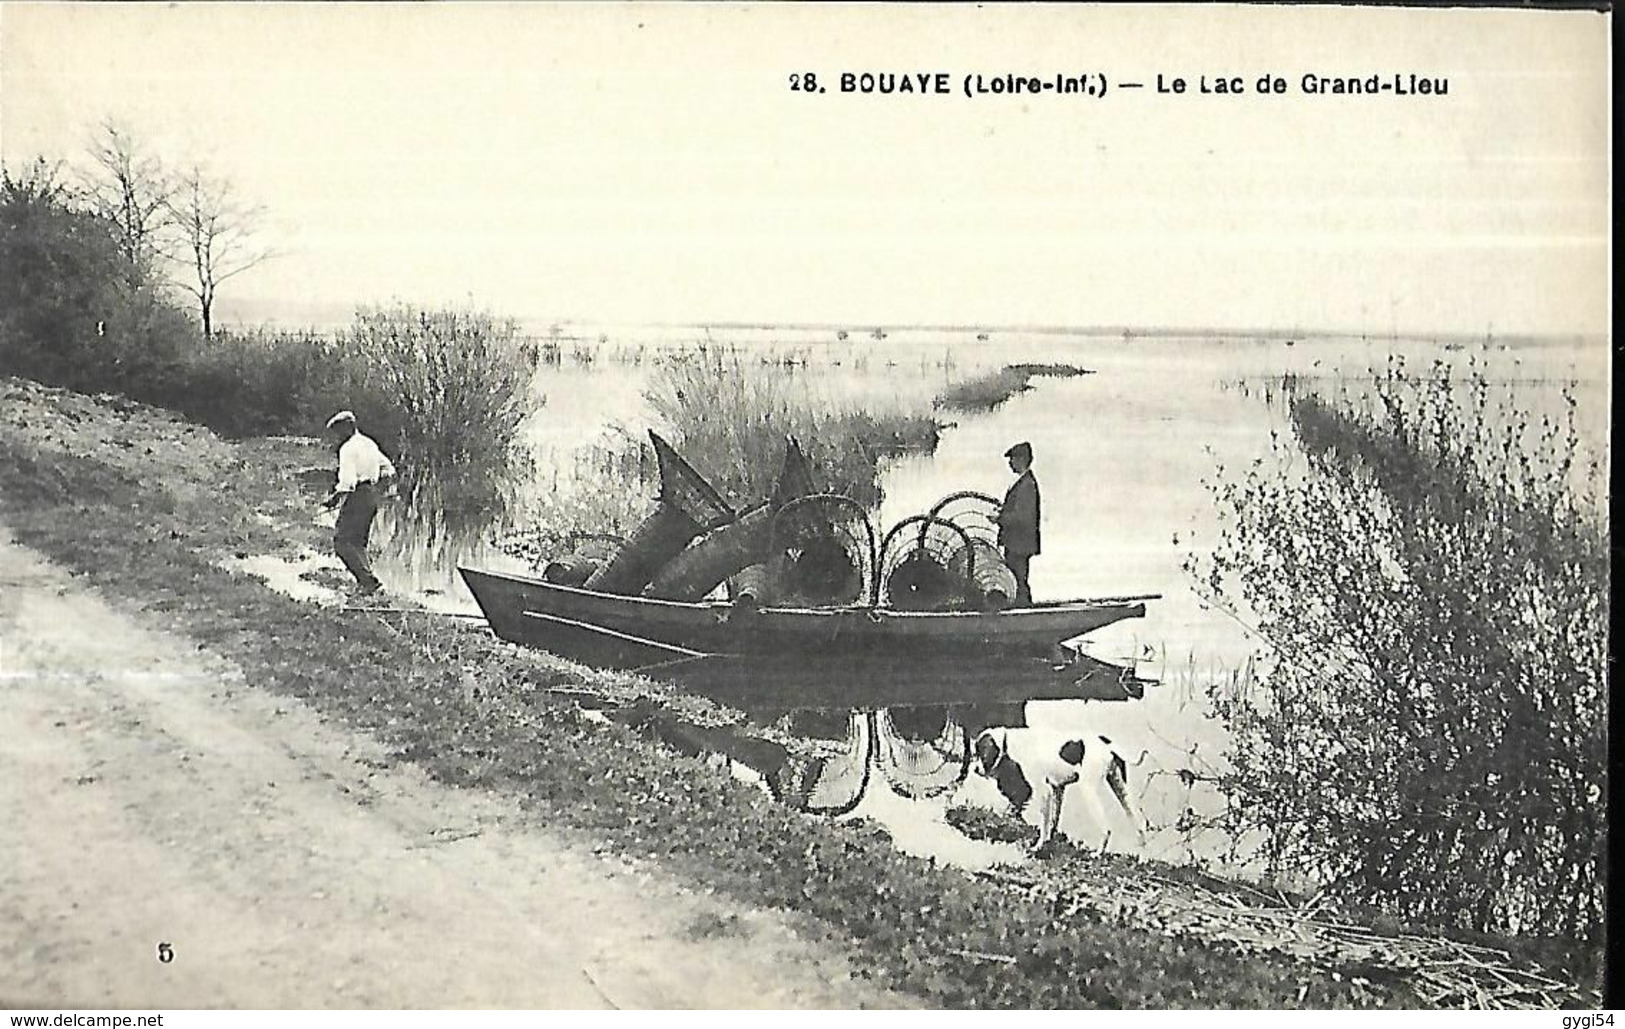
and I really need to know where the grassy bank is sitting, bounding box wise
[0,378,1406,1009]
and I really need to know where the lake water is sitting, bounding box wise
[378,326,1608,875]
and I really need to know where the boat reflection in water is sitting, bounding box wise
[604,649,1153,866]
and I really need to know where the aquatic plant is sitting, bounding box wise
[644,344,939,509]
[936,363,1092,413]
[1190,357,1607,954]
[508,435,655,550]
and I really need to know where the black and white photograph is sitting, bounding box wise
[0,1,1610,1013]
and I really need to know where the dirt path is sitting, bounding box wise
[0,525,904,1009]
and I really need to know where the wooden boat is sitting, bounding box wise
[458,564,1156,671]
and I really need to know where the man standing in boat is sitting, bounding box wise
[997,441,1041,606]
[319,410,396,596]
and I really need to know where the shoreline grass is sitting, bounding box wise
[0,378,1437,1010]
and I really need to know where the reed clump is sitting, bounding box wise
[505,436,655,558]
[1191,356,1606,967]
[644,345,940,509]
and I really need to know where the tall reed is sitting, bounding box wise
[644,344,939,509]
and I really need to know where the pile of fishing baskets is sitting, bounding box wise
[535,433,1015,613]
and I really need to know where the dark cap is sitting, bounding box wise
[1004,441,1033,462]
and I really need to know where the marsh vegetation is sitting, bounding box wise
[1189,359,1607,952]
[934,362,1093,412]
[506,341,953,556]
[645,345,941,507]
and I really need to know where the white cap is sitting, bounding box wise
[325,410,356,429]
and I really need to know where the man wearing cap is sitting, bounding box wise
[996,441,1041,606]
[319,411,396,596]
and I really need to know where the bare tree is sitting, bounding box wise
[82,120,173,284]
[166,165,276,338]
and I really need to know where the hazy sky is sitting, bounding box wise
[1,3,1610,335]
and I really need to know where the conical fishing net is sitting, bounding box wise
[770,495,876,606]
[927,490,1001,545]
[878,514,976,610]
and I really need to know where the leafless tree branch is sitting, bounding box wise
[81,119,175,280]
[163,164,278,337]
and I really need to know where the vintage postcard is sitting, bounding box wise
[0,2,1610,1015]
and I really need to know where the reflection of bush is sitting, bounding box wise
[1194,358,1607,954]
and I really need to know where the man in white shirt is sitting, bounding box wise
[320,410,397,595]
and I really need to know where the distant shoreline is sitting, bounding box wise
[650,322,1597,347]
[213,311,1601,349]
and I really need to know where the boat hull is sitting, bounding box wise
[660,649,1149,712]
[459,565,1150,668]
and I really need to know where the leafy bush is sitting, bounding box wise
[645,345,939,509]
[326,305,543,543]
[1191,359,1607,946]
[0,160,193,393]
[136,327,327,436]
